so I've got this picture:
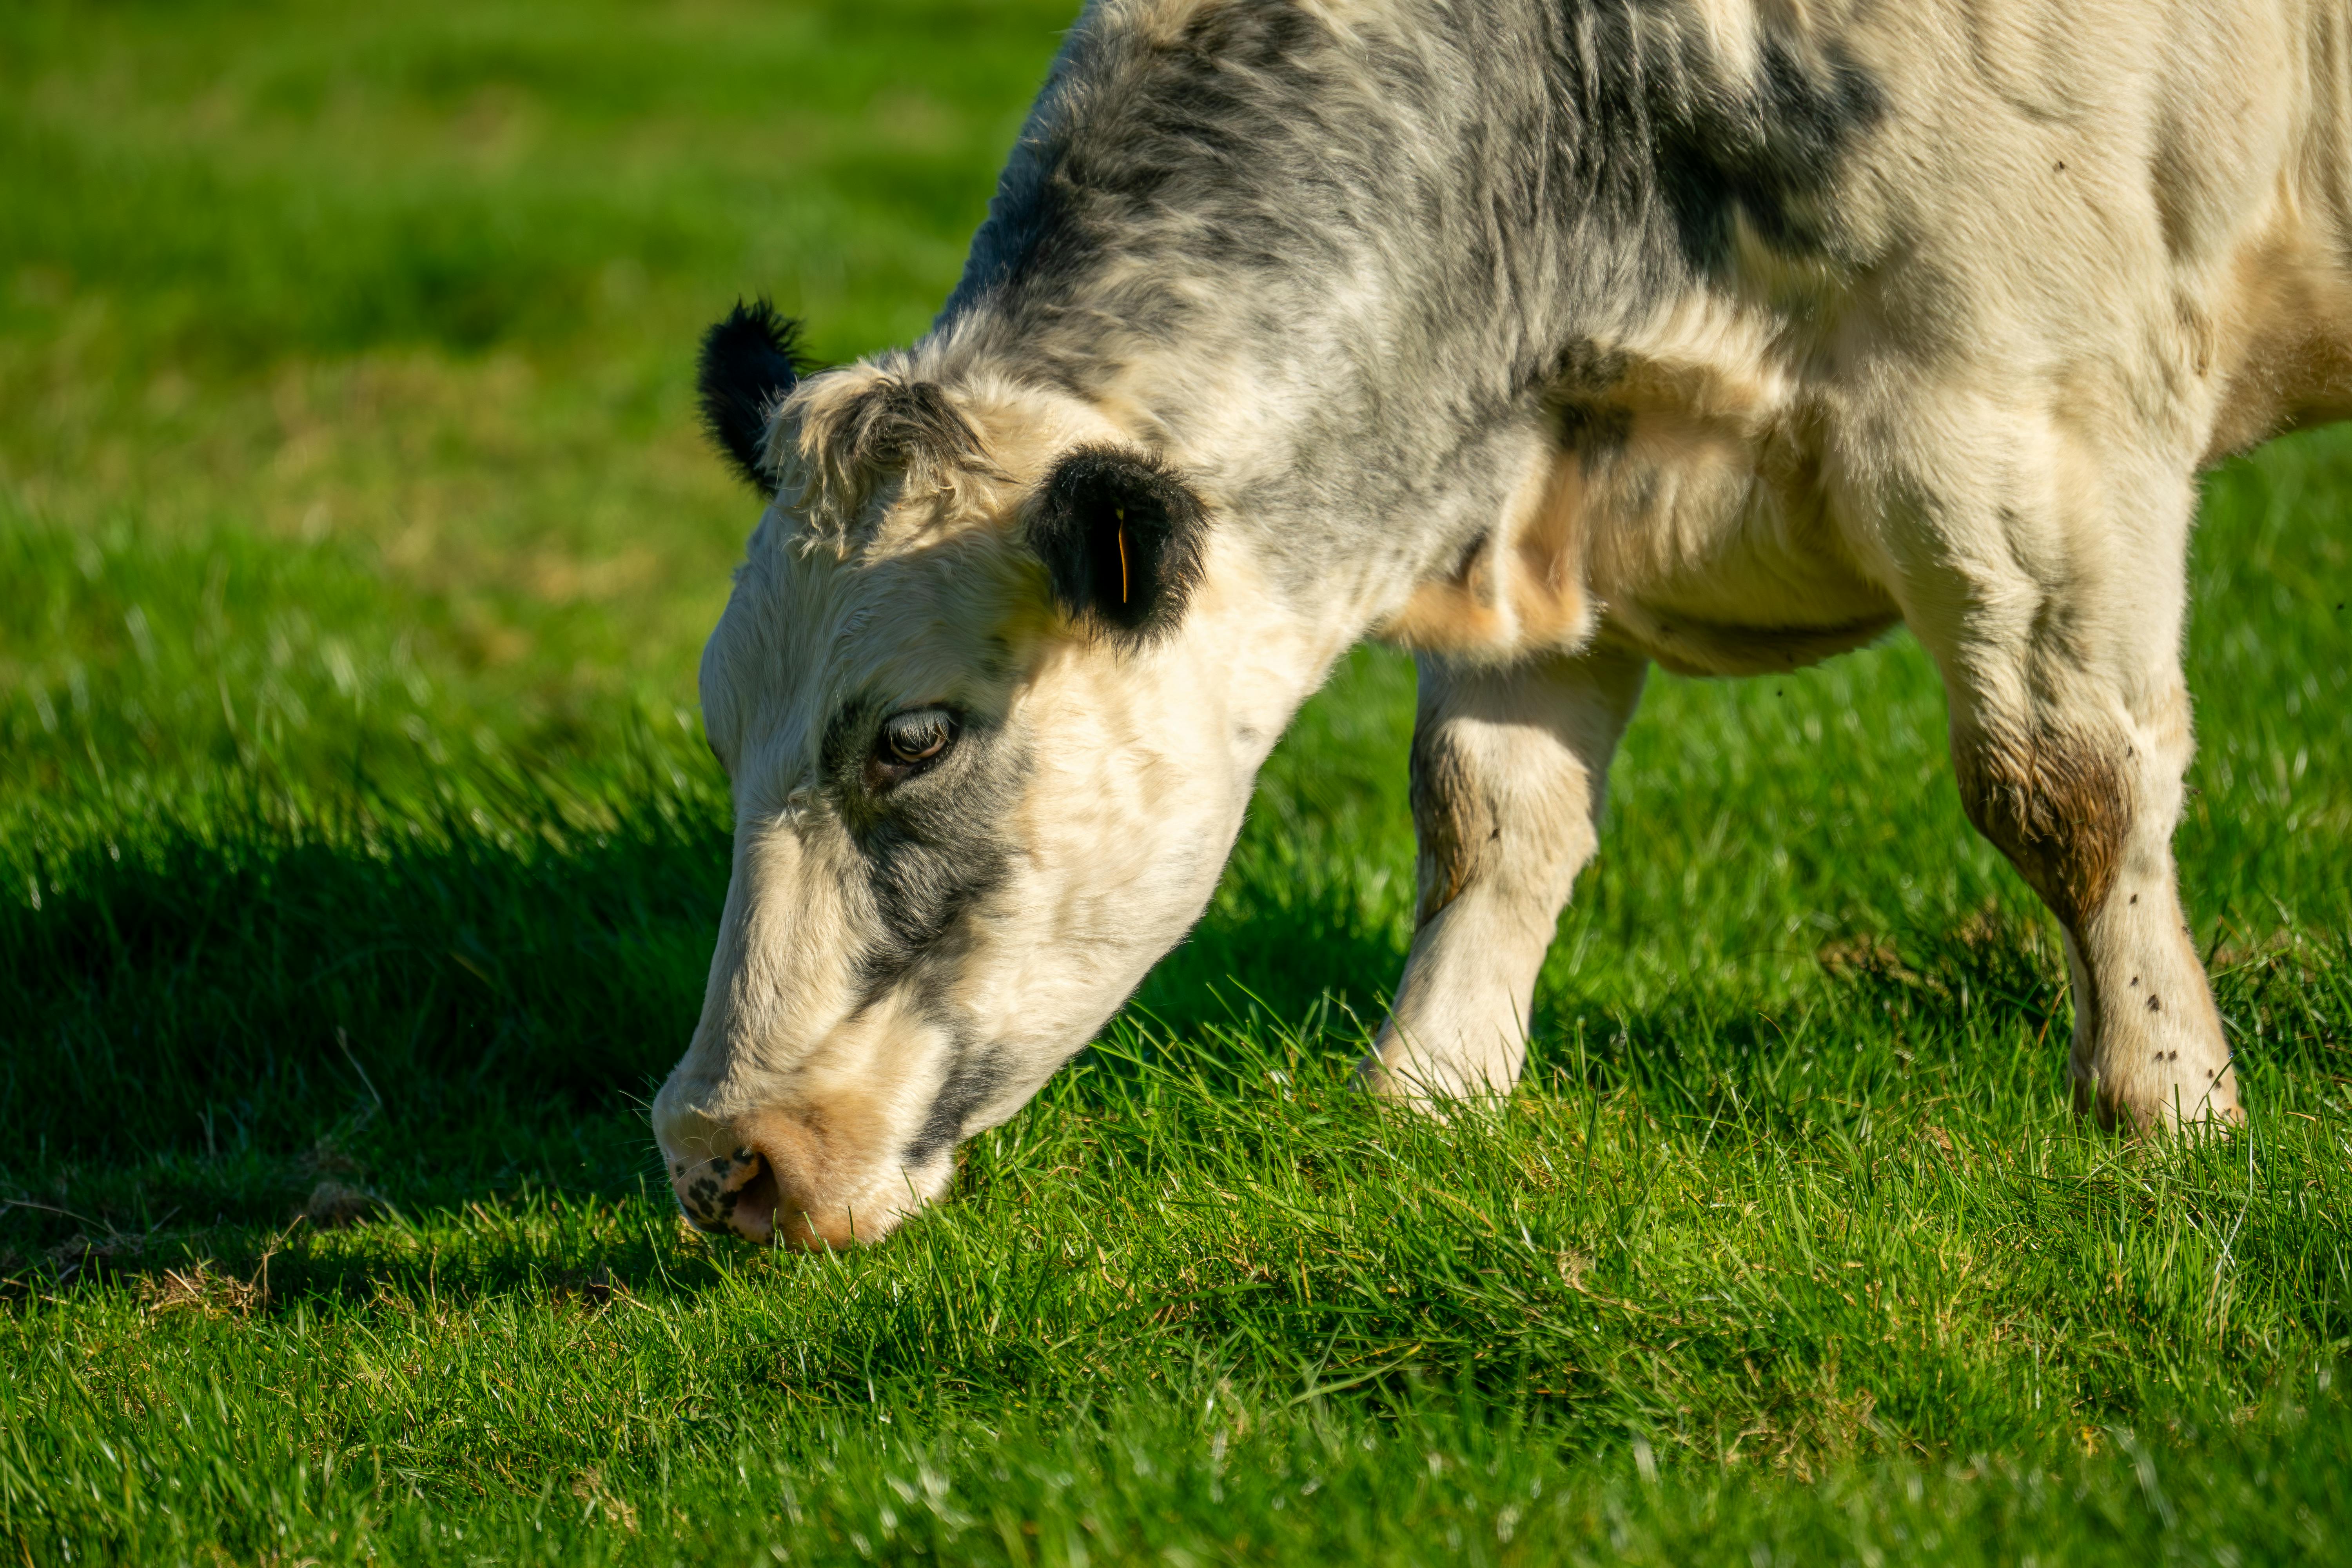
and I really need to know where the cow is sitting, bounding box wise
[654,0,2340,1247]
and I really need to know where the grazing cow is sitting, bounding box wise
[656,0,2336,1246]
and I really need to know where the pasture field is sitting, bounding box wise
[4,1,2351,1561]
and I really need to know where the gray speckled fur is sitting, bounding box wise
[926,0,1875,598]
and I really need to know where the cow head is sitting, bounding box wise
[651,304,1329,1246]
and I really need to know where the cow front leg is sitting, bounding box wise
[1362,648,1647,1103]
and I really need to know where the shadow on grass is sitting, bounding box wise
[3,779,728,1169]
[9,759,2344,1302]
[0,759,1418,1264]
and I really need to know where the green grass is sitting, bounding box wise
[4,0,2351,1561]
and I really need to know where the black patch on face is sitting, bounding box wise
[904,1046,1004,1167]
[697,298,807,495]
[857,813,1012,993]
[822,699,1021,997]
[1027,447,1210,645]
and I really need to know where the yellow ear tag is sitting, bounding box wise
[1114,506,1129,605]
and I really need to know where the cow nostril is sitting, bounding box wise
[731,1156,783,1243]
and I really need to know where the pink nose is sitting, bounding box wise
[668,1145,784,1243]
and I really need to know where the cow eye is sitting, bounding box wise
[875,707,956,772]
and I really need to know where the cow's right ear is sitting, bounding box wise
[697,299,806,495]
[1027,447,1209,646]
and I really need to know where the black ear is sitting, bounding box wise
[697,299,806,495]
[1027,447,1209,644]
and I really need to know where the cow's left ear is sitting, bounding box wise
[1027,447,1209,644]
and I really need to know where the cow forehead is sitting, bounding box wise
[704,509,1055,774]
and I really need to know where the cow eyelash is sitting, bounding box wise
[871,707,958,780]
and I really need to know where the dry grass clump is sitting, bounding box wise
[137,1259,261,1319]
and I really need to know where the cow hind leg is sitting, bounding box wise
[1951,690,2237,1131]
[1362,648,1647,1103]
[1900,455,2239,1132]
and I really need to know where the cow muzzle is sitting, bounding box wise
[655,1103,927,1249]
[667,1138,788,1243]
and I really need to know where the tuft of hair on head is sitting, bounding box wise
[783,369,999,544]
[698,298,808,495]
[1026,446,1210,646]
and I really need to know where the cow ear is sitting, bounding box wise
[697,299,806,495]
[1027,448,1209,644]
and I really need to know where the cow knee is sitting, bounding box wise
[1408,721,1497,926]
[1407,710,1602,931]
[1952,719,2134,931]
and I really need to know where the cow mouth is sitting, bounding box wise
[661,1110,923,1249]
[727,1158,783,1241]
